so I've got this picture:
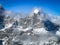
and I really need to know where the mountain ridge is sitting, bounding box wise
[0,8,60,45]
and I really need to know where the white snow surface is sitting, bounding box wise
[33,8,40,14]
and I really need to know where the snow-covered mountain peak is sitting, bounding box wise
[33,8,40,14]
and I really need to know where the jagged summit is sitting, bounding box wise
[33,8,40,14]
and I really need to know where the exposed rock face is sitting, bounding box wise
[0,4,5,29]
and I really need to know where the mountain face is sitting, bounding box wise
[0,8,60,45]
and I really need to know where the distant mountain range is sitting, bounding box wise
[0,7,60,45]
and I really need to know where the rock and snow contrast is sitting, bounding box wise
[0,6,60,45]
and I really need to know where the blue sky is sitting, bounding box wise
[0,0,60,15]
